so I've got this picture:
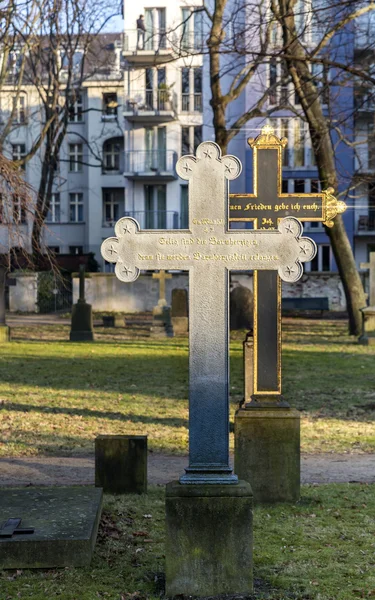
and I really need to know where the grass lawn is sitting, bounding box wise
[0,483,374,600]
[0,318,374,457]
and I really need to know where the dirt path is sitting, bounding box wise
[0,453,374,487]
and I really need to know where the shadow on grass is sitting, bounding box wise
[0,401,188,428]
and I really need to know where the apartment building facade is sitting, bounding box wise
[121,0,204,270]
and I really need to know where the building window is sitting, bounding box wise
[181,126,190,155]
[69,193,83,222]
[294,179,305,193]
[282,180,289,193]
[180,185,188,228]
[69,245,83,255]
[12,143,26,170]
[181,67,190,111]
[13,95,26,123]
[294,120,305,166]
[46,193,61,223]
[69,143,83,172]
[68,93,83,122]
[269,59,277,104]
[193,125,202,152]
[13,195,26,223]
[181,125,202,155]
[309,244,331,272]
[102,92,118,117]
[48,246,60,254]
[103,138,123,172]
[193,9,204,49]
[194,67,202,111]
[103,191,119,224]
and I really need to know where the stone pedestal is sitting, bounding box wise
[165,481,253,598]
[359,306,375,345]
[95,435,147,494]
[235,408,300,504]
[70,301,94,341]
[0,325,10,342]
[150,303,173,337]
[171,316,188,335]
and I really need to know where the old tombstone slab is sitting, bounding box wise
[0,266,10,342]
[230,285,253,330]
[70,265,94,342]
[230,125,346,504]
[171,288,188,334]
[101,141,315,597]
[0,487,102,569]
[359,252,375,345]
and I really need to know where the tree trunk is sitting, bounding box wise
[276,0,366,334]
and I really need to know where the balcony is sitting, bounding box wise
[123,29,176,66]
[124,210,179,229]
[124,89,177,123]
[124,150,177,181]
[357,215,375,234]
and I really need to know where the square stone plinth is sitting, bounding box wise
[95,435,147,494]
[235,408,300,504]
[165,480,253,598]
[0,486,103,569]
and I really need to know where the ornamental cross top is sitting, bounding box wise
[101,142,316,484]
[152,270,172,305]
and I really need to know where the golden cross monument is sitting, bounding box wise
[153,270,172,306]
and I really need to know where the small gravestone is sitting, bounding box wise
[70,265,94,341]
[95,435,147,494]
[171,288,188,334]
[359,252,375,345]
[150,270,173,337]
[0,487,102,568]
[230,285,253,330]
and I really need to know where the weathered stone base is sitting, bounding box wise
[235,407,300,504]
[95,435,147,494]
[358,334,375,346]
[0,487,102,569]
[171,316,188,335]
[150,304,173,337]
[0,325,10,342]
[165,481,253,598]
[70,301,94,341]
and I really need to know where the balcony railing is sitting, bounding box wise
[124,210,179,230]
[124,150,177,175]
[181,92,202,112]
[123,29,181,55]
[357,215,375,232]
[125,89,177,114]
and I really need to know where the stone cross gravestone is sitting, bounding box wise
[359,252,375,345]
[101,142,316,597]
[230,125,346,403]
[101,141,316,484]
[69,265,94,342]
[152,270,172,306]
